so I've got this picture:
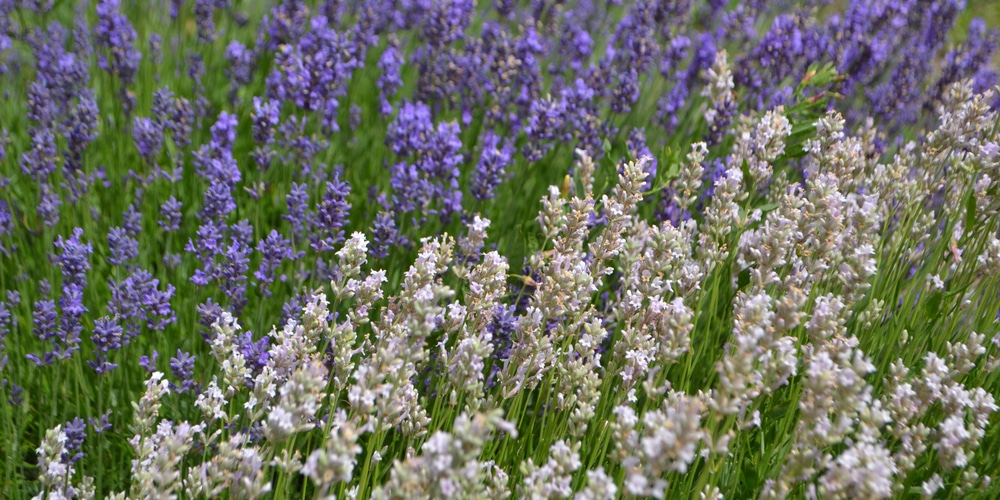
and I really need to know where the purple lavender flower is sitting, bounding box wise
[107,226,139,266]
[194,0,217,44]
[196,298,223,341]
[251,97,280,169]
[169,349,197,393]
[0,300,11,370]
[62,417,86,465]
[21,127,58,182]
[152,87,195,150]
[387,101,464,220]
[38,183,62,227]
[27,300,59,366]
[238,332,271,374]
[122,204,142,237]
[108,269,176,341]
[54,228,92,288]
[159,197,182,232]
[55,283,86,361]
[471,130,514,202]
[386,101,435,157]
[132,117,163,164]
[148,33,162,70]
[284,183,310,243]
[94,0,142,110]
[486,304,517,388]
[422,0,474,48]
[930,19,999,104]
[627,128,657,190]
[255,230,295,296]
[266,17,358,132]
[139,351,158,372]
[88,411,112,433]
[200,182,238,222]
[377,40,404,115]
[0,200,13,256]
[370,210,405,260]
[523,95,566,161]
[89,316,122,373]
[310,177,351,253]
[186,220,226,278]
[210,111,239,151]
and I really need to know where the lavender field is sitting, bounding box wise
[2,0,1000,498]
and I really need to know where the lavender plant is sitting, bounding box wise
[1,0,1000,498]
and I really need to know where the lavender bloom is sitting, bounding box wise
[169,350,197,393]
[255,230,295,296]
[422,0,474,48]
[370,210,405,260]
[94,0,142,109]
[194,0,217,43]
[930,19,999,104]
[132,117,163,163]
[486,304,517,388]
[62,417,86,465]
[386,101,435,157]
[88,411,112,433]
[735,13,828,109]
[387,101,464,220]
[54,228,92,288]
[471,130,514,202]
[210,111,239,152]
[0,200,13,255]
[200,182,238,222]
[159,196,182,232]
[262,0,310,50]
[148,33,162,69]
[284,183,310,243]
[237,332,271,374]
[139,351,158,372]
[523,95,566,162]
[266,17,358,132]
[122,204,142,237]
[21,127,58,182]
[108,269,176,341]
[152,87,195,150]
[251,97,280,169]
[55,284,86,360]
[89,316,123,373]
[186,220,227,280]
[867,40,929,127]
[107,226,139,266]
[377,40,404,115]
[627,128,657,190]
[196,299,223,341]
[62,92,100,200]
[226,41,256,103]
[190,236,251,315]
[38,184,63,227]
[310,177,352,253]
[0,300,11,370]
[27,300,59,366]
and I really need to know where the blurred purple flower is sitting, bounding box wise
[159,196,183,232]
[471,130,514,202]
[169,349,197,393]
[107,226,139,266]
[89,316,122,374]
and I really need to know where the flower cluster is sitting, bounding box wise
[1,1,999,498]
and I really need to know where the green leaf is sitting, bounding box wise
[925,291,943,318]
[964,190,977,230]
